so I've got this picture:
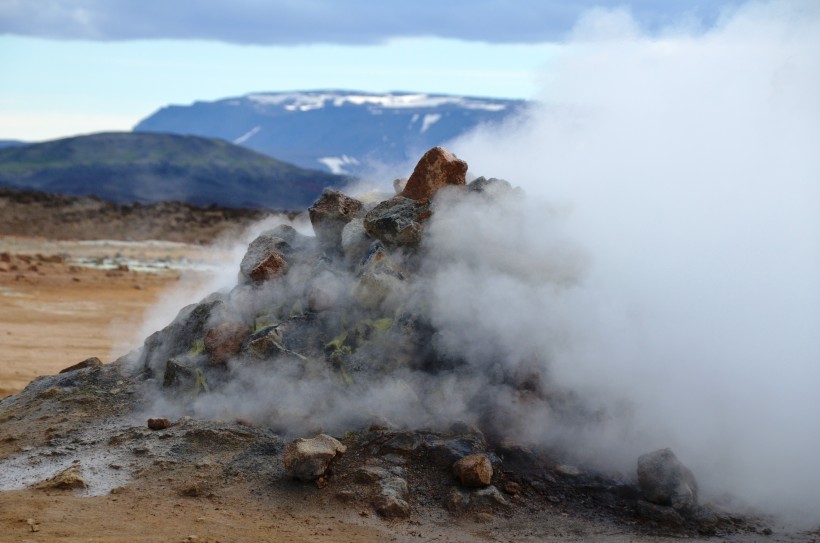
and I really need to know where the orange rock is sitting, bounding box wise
[401,147,467,201]
[453,454,493,487]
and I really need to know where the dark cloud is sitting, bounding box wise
[0,0,745,45]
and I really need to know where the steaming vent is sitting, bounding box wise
[138,146,565,440]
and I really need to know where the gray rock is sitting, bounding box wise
[363,197,430,249]
[308,189,365,254]
[636,500,685,527]
[140,296,224,376]
[340,218,370,264]
[283,434,346,481]
[354,242,406,310]
[467,176,513,195]
[637,448,698,512]
[446,485,508,513]
[239,233,290,283]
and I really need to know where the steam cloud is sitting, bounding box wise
[135,0,819,527]
[449,0,820,524]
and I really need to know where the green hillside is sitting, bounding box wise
[0,132,348,210]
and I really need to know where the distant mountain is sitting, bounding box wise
[0,140,26,149]
[134,90,527,175]
[0,132,347,210]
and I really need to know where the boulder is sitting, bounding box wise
[453,454,493,487]
[308,189,365,253]
[239,233,290,283]
[284,434,347,481]
[204,321,251,366]
[637,448,698,512]
[59,356,103,374]
[363,197,430,249]
[401,147,467,201]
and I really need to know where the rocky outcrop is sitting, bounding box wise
[284,434,347,481]
[400,146,467,201]
[637,448,698,512]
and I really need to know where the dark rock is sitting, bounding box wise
[204,321,251,366]
[453,454,493,487]
[239,233,289,283]
[637,448,698,512]
[401,147,467,201]
[636,500,685,528]
[363,197,430,249]
[284,434,346,481]
[147,418,172,430]
[163,359,197,389]
[466,176,513,195]
[140,297,224,376]
[59,357,103,374]
[308,189,365,253]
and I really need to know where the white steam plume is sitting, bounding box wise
[447,0,820,524]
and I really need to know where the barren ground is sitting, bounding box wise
[0,235,816,543]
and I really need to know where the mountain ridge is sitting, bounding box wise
[0,132,347,210]
[134,90,527,175]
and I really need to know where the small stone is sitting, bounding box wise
[503,481,521,495]
[39,465,86,490]
[239,233,290,283]
[284,434,346,481]
[554,464,581,477]
[453,454,493,487]
[147,418,172,430]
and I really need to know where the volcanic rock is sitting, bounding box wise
[375,475,411,519]
[401,146,467,201]
[453,454,493,487]
[637,448,698,512]
[467,176,513,195]
[636,500,686,528]
[363,197,430,249]
[446,485,508,513]
[340,218,371,264]
[140,297,224,375]
[59,356,103,374]
[239,233,289,283]
[147,418,172,430]
[308,189,365,253]
[284,434,347,481]
[354,242,406,309]
[204,321,251,366]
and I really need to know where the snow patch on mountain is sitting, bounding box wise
[245,91,509,112]
[317,155,360,175]
[420,114,442,134]
[233,126,261,145]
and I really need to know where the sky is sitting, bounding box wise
[0,0,745,141]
